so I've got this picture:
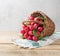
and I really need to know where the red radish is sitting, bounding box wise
[38,27,43,32]
[37,31,40,36]
[34,17,40,21]
[32,36,38,41]
[24,33,28,38]
[27,36,32,40]
[20,30,25,34]
[28,15,34,20]
[31,22,35,25]
[33,23,38,28]
[29,25,34,30]
[24,27,29,32]
[22,25,26,29]
[39,20,43,23]
[28,31,33,35]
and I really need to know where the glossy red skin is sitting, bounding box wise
[20,30,25,34]
[29,25,34,31]
[37,31,41,36]
[38,27,43,32]
[22,25,27,29]
[31,22,35,25]
[33,23,38,28]
[24,27,29,32]
[27,36,32,40]
[32,36,38,42]
[28,16,34,20]
[34,17,40,21]
[28,31,33,35]
[24,33,28,38]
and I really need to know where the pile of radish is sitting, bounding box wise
[20,15,44,42]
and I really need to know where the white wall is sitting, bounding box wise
[0,0,60,32]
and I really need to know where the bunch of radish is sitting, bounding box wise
[20,15,44,42]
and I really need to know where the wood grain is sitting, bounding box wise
[0,44,60,56]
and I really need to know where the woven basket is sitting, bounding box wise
[22,11,55,37]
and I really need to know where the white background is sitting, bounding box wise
[0,0,60,32]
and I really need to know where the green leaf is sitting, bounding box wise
[39,36,43,40]
[33,29,38,37]
[41,31,44,35]
[39,16,44,20]
[38,31,44,40]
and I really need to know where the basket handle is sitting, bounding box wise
[22,20,44,26]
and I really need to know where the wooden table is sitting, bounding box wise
[0,32,60,56]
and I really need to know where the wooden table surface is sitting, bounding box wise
[0,32,60,56]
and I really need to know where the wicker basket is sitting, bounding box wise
[22,11,55,37]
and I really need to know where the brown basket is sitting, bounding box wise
[31,11,55,37]
[22,11,55,37]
